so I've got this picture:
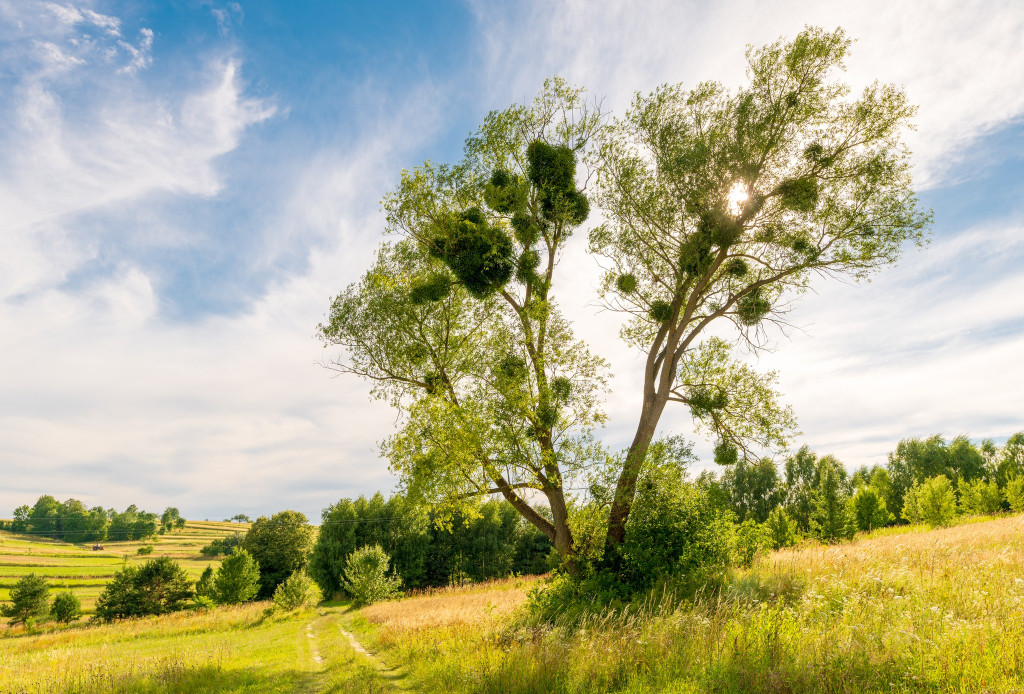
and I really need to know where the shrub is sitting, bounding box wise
[734,519,771,566]
[50,591,81,623]
[215,548,261,604]
[342,545,402,607]
[1006,477,1024,512]
[1,574,49,625]
[850,487,895,532]
[902,475,957,527]
[958,478,1003,514]
[621,463,734,592]
[93,557,193,622]
[764,507,799,549]
[200,532,243,557]
[272,570,323,611]
[136,545,154,555]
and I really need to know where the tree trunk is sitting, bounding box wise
[603,394,668,557]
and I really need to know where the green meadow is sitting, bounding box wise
[2,514,1023,693]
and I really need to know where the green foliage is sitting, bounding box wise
[136,545,154,555]
[241,510,314,599]
[648,300,672,322]
[615,273,637,293]
[812,459,854,542]
[161,507,185,531]
[343,545,403,607]
[431,210,515,299]
[195,565,216,600]
[1,573,49,625]
[849,486,894,532]
[776,176,819,212]
[409,273,453,304]
[1005,477,1024,512]
[621,462,734,591]
[200,532,243,557]
[764,507,799,549]
[272,570,323,611]
[888,435,986,512]
[736,290,771,325]
[215,548,261,604]
[958,478,1003,515]
[734,519,771,566]
[50,591,81,623]
[901,475,957,527]
[93,557,194,622]
[723,457,784,524]
[108,505,159,541]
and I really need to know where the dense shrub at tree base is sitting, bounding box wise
[241,511,314,599]
[0,574,49,625]
[901,475,957,527]
[214,548,261,604]
[92,557,193,622]
[343,545,402,607]
[734,519,771,566]
[272,571,323,611]
[764,507,799,549]
[620,463,734,593]
[195,566,216,601]
[50,591,81,623]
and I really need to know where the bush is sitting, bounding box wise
[214,548,261,604]
[272,570,323,611]
[850,487,894,532]
[958,478,1003,514]
[621,463,734,592]
[342,545,402,607]
[50,591,81,623]
[734,519,771,566]
[93,557,193,622]
[1,574,49,625]
[136,545,154,555]
[764,507,799,549]
[199,532,243,557]
[1006,477,1024,512]
[902,475,957,527]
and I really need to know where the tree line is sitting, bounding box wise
[2,495,185,542]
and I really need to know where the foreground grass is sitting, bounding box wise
[0,602,399,693]
[347,514,1024,693]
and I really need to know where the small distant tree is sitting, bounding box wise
[11,505,31,533]
[195,565,216,600]
[161,507,186,531]
[849,486,894,532]
[901,475,957,527]
[1005,477,1024,512]
[343,545,402,607]
[214,548,261,604]
[1,574,49,625]
[764,506,799,549]
[811,461,854,543]
[272,571,323,611]
[136,545,154,555]
[231,514,252,523]
[50,591,81,623]
[958,478,1003,515]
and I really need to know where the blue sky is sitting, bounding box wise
[1,0,1022,522]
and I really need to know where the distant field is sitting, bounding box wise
[0,520,249,614]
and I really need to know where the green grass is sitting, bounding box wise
[0,603,399,693]
[0,521,246,615]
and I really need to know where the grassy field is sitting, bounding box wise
[0,520,248,615]
[2,514,1023,692]
[346,513,1024,693]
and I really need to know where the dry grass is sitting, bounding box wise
[361,577,539,630]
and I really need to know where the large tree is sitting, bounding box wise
[321,28,929,572]
[591,27,929,551]
[320,79,606,572]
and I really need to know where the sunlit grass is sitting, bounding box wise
[346,514,1024,693]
